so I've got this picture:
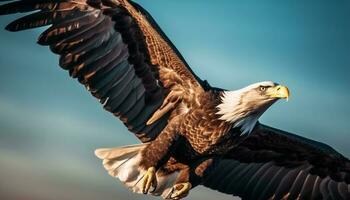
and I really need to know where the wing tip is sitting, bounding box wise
[4,23,17,32]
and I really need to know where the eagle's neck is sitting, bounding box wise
[216,90,261,135]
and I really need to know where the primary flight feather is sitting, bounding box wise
[0,0,349,199]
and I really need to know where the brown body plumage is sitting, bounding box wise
[1,0,350,199]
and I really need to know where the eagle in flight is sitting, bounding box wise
[1,0,349,199]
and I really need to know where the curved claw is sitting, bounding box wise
[168,182,192,200]
[142,167,157,194]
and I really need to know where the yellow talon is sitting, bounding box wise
[142,167,157,194]
[169,182,192,199]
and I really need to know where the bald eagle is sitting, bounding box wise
[1,0,349,199]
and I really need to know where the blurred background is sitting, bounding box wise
[0,0,349,199]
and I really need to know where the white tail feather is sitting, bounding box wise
[95,143,179,198]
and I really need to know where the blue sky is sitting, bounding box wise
[0,0,349,200]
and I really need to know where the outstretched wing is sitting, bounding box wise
[203,124,350,200]
[0,0,206,142]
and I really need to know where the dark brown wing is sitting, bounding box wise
[0,0,206,142]
[203,124,350,200]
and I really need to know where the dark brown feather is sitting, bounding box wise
[202,124,350,199]
[0,0,207,142]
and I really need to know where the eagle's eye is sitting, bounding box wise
[259,86,267,92]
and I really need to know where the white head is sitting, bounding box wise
[216,81,290,134]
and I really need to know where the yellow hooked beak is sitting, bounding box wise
[266,85,290,101]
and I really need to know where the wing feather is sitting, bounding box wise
[202,124,350,199]
[0,0,207,142]
[259,167,287,200]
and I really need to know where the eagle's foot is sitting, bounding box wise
[168,182,192,200]
[142,167,157,194]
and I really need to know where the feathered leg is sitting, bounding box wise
[165,158,215,199]
[139,120,181,194]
